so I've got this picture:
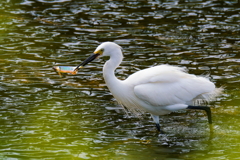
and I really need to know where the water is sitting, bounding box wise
[0,0,239,159]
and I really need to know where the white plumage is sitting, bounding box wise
[75,42,222,132]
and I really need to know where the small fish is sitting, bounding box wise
[53,66,78,77]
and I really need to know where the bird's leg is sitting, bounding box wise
[151,114,164,134]
[155,123,163,133]
[187,106,212,124]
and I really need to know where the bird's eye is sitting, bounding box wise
[99,48,104,55]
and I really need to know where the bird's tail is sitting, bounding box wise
[193,87,223,105]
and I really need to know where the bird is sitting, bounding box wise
[74,42,222,133]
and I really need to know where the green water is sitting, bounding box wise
[0,0,239,159]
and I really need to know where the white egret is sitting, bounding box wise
[74,42,222,133]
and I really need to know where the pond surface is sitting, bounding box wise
[0,0,239,159]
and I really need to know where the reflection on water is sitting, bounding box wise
[0,0,239,159]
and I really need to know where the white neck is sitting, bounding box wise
[103,50,123,92]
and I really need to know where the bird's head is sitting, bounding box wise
[74,42,121,71]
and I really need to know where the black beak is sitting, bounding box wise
[74,53,100,71]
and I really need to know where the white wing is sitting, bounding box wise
[126,65,216,107]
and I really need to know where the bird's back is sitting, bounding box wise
[125,65,191,86]
[124,65,221,108]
